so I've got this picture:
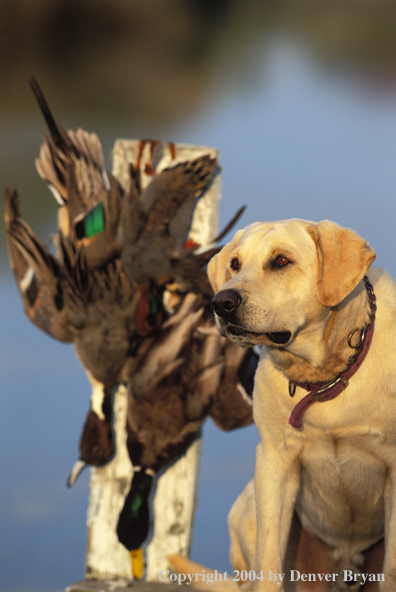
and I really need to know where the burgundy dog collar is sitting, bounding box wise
[288,276,376,429]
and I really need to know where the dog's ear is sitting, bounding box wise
[208,229,244,293]
[308,220,376,307]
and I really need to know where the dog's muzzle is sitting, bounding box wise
[211,289,242,318]
[211,289,292,346]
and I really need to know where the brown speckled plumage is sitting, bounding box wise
[5,78,257,550]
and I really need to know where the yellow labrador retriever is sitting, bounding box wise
[207,219,396,592]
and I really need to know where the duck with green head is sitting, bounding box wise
[5,79,259,582]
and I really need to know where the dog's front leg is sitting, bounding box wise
[253,442,301,592]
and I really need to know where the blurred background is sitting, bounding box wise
[2,1,396,590]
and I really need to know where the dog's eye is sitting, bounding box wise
[230,257,240,271]
[275,255,290,268]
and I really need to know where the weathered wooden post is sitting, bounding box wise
[70,140,221,589]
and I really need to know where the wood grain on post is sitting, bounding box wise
[84,140,221,582]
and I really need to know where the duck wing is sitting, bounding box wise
[4,188,72,342]
[209,341,257,431]
[167,205,247,296]
[30,77,124,270]
[30,77,110,211]
[121,154,218,286]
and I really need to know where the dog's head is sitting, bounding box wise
[208,219,376,349]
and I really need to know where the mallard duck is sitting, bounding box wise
[30,77,219,288]
[116,290,257,569]
[6,185,142,472]
[63,150,221,482]
[6,79,256,581]
[7,79,221,470]
[66,211,246,488]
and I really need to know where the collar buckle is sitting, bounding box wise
[312,375,349,402]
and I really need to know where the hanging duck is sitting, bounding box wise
[5,164,223,486]
[66,208,248,488]
[117,323,257,576]
[115,255,258,575]
[6,78,222,475]
[5,78,258,582]
[29,76,219,288]
[5,186,141,473]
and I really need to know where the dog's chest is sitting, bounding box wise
[301,433,386,502]
[296,431,387,543]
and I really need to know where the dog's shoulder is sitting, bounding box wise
[367,267,396,351]
[369,267,396,315]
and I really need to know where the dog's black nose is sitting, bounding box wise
[211,289,242,317]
